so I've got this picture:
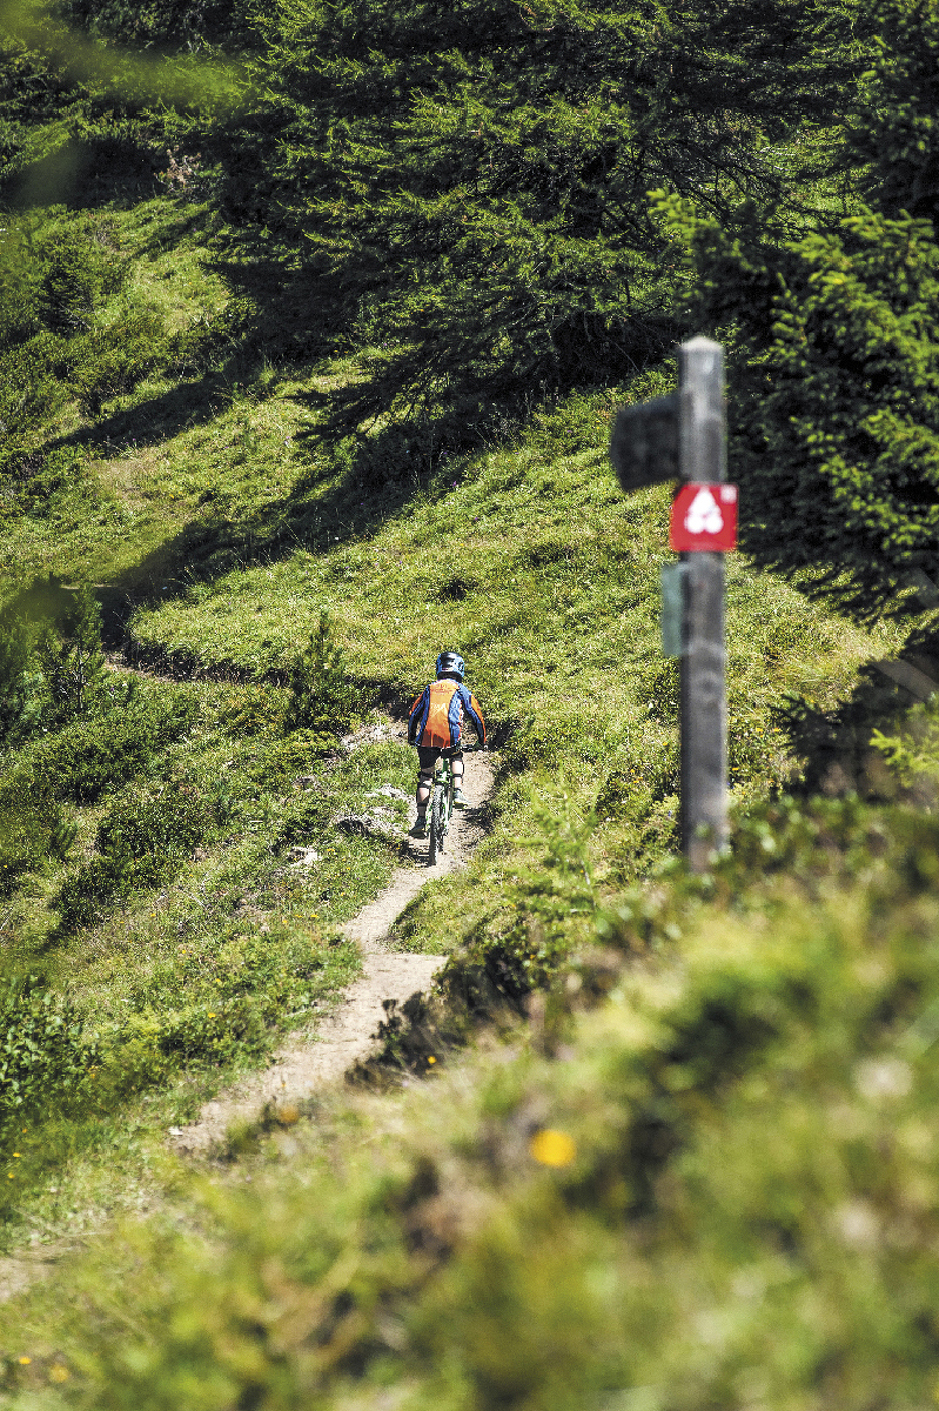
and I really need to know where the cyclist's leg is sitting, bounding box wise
[450,748,470,808]
[411,746,438,836]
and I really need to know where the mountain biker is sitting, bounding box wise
[407,651,486,839]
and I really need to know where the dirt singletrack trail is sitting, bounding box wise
[170,746,494,1156]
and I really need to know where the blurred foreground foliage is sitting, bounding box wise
[15,787,939,1410]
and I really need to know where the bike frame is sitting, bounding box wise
[428,748,457,862]
[416,741,481,865]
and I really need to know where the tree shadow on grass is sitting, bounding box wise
[5,133,167,213]
[773,621,939,800]
[67,373,231,455]
[91,423,438,652]
[207,253,352,368]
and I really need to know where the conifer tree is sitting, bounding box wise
[846,0,939,223]
[668,0,939,618]
[37,581,105,721]
[225,0,861,439]
[284,611,362,739]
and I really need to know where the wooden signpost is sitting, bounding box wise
[610,337,733,871]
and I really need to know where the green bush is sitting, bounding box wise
[283,610,367,740]
[89,926,359,1100]
[60,310,167,415]
[673,202,939,617]
[33,684,199,802]
[54,781,216,931]
[0,334,63,465]
[0,977,95,1141]
[218,682,286,738]
[0,778,75,897]
[92,1000,269,1099]
[502,714,608,772]
[36,580,105,724]
[56,0,254,48]
[15,444,87,514]
[662,0,939,617]
[32,220,125,336]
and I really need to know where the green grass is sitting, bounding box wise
[0,657,413,1235]
[9,796,939,1410]
[0,192,906,1236]
[0,188,930,1408]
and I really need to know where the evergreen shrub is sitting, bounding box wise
[218,682,286,737]
[283,611,366,743]
[662,0,939,615]
[54,782,216,931]
[32,221,125,335]
[54,0,256,48]
[871,694,939,793]
[218,0,855,436]
[32,687,199,802]
[848,0,939,223]
[61,310,166,414]
[0,780,75,897]
[36,581,105,723]
[671,202,939,616]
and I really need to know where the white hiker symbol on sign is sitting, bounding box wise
[684,486,723,535]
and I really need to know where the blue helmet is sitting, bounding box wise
[436,650,465,681]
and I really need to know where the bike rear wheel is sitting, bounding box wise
[428,784,446,865]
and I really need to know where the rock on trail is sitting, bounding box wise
[170,747,493,1156]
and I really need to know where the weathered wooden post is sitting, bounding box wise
[676,338,728,867]
[609,336,735,872]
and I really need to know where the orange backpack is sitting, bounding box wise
[420,680,459,748]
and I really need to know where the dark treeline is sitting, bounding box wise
[4,0,939,616]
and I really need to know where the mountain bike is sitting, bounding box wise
[426,743,482,866]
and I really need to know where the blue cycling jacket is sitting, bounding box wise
[408,680,486,749]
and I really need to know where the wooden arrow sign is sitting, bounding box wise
[609,391,679,491]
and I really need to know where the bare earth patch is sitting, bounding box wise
[0,1241,75,1307]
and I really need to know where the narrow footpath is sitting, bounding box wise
[0,743,493,1300]
[170,748,494,1156]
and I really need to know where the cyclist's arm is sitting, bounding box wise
[460,687,487,745]
[408,688,429,744]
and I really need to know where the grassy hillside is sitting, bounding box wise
[10,791,939,1409]
[0,192,902,1239]
[3,7,939,1399]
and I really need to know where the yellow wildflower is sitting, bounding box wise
[529,1129,577,1168]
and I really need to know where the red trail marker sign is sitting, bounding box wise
[670,482,738,553]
